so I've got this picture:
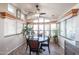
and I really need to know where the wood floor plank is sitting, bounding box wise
[9,43,64,55]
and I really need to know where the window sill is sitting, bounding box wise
[59,35,74,41]
[4,33,23,37]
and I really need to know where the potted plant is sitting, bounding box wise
[23,23,33,38]
[53,30,59,45]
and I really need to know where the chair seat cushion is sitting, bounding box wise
[41,41,49,46]
[42,41,48,44]
[41,44,48,46]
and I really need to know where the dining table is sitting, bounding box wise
[28,34,49,52]
[29,35,48,43]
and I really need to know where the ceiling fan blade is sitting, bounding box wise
[40,13,46,15]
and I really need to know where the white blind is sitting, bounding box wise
[16,22,23,33]
[66,18,76,40]
[4,19,16,36]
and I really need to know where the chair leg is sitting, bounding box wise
[29,50,31,55]
[48,46,50,54]
[40,45,45,51]
[26,43,29,51]
[40,45,42,49]
[36,52,39,55]
[36,51,39,55]
[26,46,28,51]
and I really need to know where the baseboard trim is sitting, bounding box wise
[7,42,26,55]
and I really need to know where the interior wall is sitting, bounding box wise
[58,36,65,48]
[0,18,25,55]
[0,18,4,54]
[3,34,25,54]
[0,3,26,54]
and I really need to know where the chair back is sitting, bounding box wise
[28,40,39,50]
[26,38,29,44]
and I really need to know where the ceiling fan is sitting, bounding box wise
[25,4,46,19]
[35,4,46,15]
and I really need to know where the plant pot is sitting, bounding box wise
[53,35,58,45]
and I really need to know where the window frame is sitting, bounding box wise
[58,16,76,40]
[59,20,66,37]
[16,9,21,19]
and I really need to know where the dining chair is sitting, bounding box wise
[23,32,29,51]
[28,40,40,55]
[26,37,29,51]
[40,36,50,54]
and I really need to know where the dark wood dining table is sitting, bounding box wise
[29,35,48,43]
[29,35,48,52]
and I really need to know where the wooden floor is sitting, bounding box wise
[9,42,64,55]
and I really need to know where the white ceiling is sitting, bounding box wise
[14,3,76,21]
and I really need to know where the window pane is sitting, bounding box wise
[39,18,44,23]
[39,30,44,35]
[33,20,38,23]
[51,24,56,36]
[51,24,56,30]
[45,24,50,30]
[45,31,50,36]
[39,24,44,30]
[33,24,38,30]
[34,31,38,35]
[21,13,25,20]
[60,21,65,36]
[17,22,23,33]
[45,19,50,22]
[66,18,76,40]
[57,23,60,35]
[8,4,14,13]
[17,10,21,19]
